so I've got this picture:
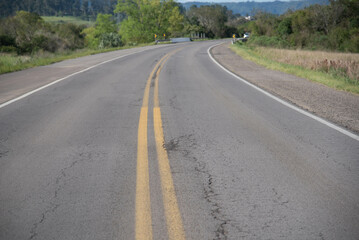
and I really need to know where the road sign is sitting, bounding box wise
[233,34,236,38]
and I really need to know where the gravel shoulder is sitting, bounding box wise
[211,43,359,134]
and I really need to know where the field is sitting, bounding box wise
[230,44,359,95]
[255,47,359,82]
[42,16,95,26]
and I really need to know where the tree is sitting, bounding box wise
[168,6,185,37]
[277,17,292,38]
[115,0,184,44]
[83,13,121,48]
[3,11,48,53]
[249,11,279,36]
[186,5,229,38]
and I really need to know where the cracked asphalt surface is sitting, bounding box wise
[1,40,359,239]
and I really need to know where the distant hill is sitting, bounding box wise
[0,0,118,18]
[182,0,329,16]
[0,0,329,18]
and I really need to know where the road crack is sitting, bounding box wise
[165,134,231,239]
[197,164,230,240]
[28,149,95,240]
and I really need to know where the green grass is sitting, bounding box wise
[42,16,95,26]
[229,43,359,95]
[0,43,156,75]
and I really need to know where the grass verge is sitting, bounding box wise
[229,43,359,95]
[0,43,156,75]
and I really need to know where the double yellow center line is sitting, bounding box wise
[136,48,185,240]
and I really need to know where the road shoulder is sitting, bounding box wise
[211,43,359,134]
[0,45,167,106]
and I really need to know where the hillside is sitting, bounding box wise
[0,0,329,18]
[0,0,118,18]
[182,0,329,16]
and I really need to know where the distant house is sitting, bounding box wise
[245,16,252,21]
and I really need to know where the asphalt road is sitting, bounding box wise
[0,41,358,240]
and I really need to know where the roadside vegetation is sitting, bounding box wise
[1,0,358,95]
[230,43,359,94]
[239,0,358,52]
[0,44,155,74]
[0,1,238,74]
[228,0,359,94]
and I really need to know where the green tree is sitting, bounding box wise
[1,11,49,53]
[250,11,279,36]
[115,0,184,44]
[57,23,86,50]
[83,13,121,48]
[277,17,292,38]
[186,5,229,38]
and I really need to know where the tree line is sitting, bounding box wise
[242,0,359,52]
[0,0,330,19]
[0,0,118,19]
[0,1,237,54]
[0,0,357,54]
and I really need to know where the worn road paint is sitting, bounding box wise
[135,49,182,240]
[153,49,186,240]
[135,52,171,240]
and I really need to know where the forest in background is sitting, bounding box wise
[0,0,329,18]
[0,0,118,19]
[241,0,359,52]
[0,0,358,54]
[0,0,239,54]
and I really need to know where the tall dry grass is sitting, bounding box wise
[255,47,359,83]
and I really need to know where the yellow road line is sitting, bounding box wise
[136,48,184,240]
[135,106,152,240]
[153,52,186,240]
[136,53,171,240]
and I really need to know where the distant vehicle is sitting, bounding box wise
[244,33,250,38]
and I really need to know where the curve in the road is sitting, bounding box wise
[0,46,160,110]
[208,43,359,142]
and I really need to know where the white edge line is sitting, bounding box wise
[0,46,162,109]
[207,43,359,142]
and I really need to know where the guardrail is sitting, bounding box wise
[155,38,192,44]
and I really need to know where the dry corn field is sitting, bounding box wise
[256,47,359,83]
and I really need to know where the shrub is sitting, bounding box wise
[83,14,120,49]
[0,46,17,53]
[0,35,16,47]
[307,33,330,50]
[248,35,290,48]
[57,23,86,50]
[277,17,292,38]
[98,33,122,48]
[0,11,87,54]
